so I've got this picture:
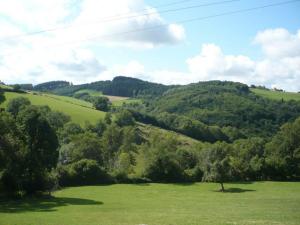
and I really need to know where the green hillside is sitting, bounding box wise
[0,91,196,145]
[134,81,300,139]
[1,92,105,125]
[251,88,300,101]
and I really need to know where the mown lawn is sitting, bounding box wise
[251,88,300,101]
[0,182,299,225]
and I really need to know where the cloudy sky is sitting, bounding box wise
[0,0,299,91]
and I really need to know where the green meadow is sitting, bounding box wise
[1,92,105,125]
[251,88,300,101]
[0,182,299,225]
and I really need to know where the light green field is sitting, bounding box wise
[0,182,299,225]
[112,98,142,107]
[75,89,103,97]
[0,84,12,89]
[1,92,105,125]
[251,88,300,101]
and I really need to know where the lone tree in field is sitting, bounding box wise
[202,142,231,192]
[93,96,111,112]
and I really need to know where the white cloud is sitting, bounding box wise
[254,28,300,59]
[180,29,300,92]
[62,0,185,48]
[0,48,106,84]
[186,44,255,83]
[0,0,185,85]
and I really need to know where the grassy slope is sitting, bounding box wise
[138,123,201,146]
[1,92,105,125]
[0,182,299,225]
[0,84,12,89]
[251,88,300,101]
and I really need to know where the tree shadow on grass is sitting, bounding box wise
[0,196,103,213]
[213,188,256,193]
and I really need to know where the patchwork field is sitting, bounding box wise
[0,182,299,225]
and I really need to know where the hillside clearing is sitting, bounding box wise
[1,92,105,125]
[251,88,300,101]
[0,182,299,225]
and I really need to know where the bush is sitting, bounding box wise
[58,159,111,186]
[93,96,111,112]
[115,110,135,127]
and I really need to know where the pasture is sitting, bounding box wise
[251,88,300,101]
[0,182,299,225]
[1,92,105,125]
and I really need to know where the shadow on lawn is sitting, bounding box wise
[0,196,103,213]
[213,188,256,193]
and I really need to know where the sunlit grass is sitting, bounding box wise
[251,88,300,101]
[0,182,299,225]
[1,92,105,125]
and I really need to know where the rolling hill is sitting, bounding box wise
[0,89,201,146]
[32,76,174,97]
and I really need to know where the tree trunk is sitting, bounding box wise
[220,182,225,192]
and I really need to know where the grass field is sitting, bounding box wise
[0,84,12,89]
[75,89,103,97]
[251,88,300,101]
[0,182,299,225]
[1,92,105,125]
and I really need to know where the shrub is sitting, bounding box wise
[58,159,111,186]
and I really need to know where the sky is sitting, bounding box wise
[0,0,300,91]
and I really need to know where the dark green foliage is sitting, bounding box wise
[73,92,93,102]
[265,117,300,180]
[101,76,173,97]
[6,97,31,117]
[93,96,111,111]
[0,88,5,105]
[12,84,21,91]
[135,135,185,182]
[18,84,33,90]
[57,159,111,186]
[115,110,135,127]
[137,81,300,139]
[231,138,265,180]
[35,76,173,97]
[129,110,228,143]
[58,122,84,144]
[46,111,71,131]
[201,142,232,191]
[0,104,59,195]
[85,119,107,137]
[104,112,112,124]
[101,124,123,168]
[34,81,71,92]
[63,132,103,164]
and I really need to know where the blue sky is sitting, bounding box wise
[0,0,300,91]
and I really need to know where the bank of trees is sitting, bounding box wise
[1,95,300,196]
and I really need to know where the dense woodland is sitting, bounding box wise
[0,77,300,195]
